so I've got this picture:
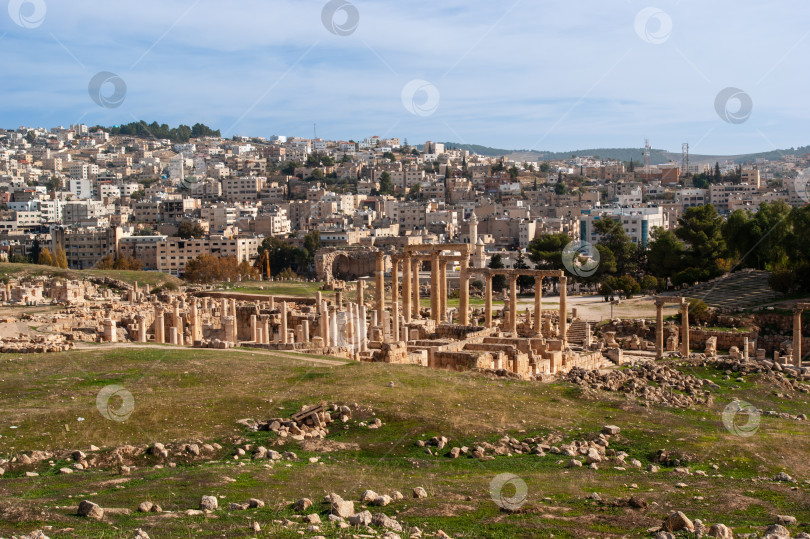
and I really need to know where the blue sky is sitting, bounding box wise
[1,0,808,154]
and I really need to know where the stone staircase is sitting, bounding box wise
[661,269,777,310]
[566,320,590,346]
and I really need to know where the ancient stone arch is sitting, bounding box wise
[315,248,381,285]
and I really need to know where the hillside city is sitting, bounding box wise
[2,120,810,539]
[2,122,808,291]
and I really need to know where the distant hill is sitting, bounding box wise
[441,142,810,165]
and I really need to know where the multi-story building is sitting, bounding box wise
[117,234,167,270]
[155,236,259,275]
[51,225,124,269]
[222,176,264,201]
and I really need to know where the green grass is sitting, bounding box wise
[0,348,808,537]
[0,262,182,288]
[219,281,330,298]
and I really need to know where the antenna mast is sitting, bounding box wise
[681,143,689,175]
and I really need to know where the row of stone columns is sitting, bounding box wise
[374,251,568,343]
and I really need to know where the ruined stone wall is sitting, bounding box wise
[315,248,382,284]
[689,329,757,351]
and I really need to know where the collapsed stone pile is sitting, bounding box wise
[702,356,810,386]
[652,511,810,539]
[254,402,350,441]
[0,335,73,353]
[565,362,714,407]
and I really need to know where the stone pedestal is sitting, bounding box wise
[223,316,235,344]
[103,318,117,343]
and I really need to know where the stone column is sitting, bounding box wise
[743,336,749,361]
[356,280,364,306]
[250,314,258,342]
[375,252,385,318]
[190,301,200,342]
[680,300,690,356]
[392,259,399,317]
[169,326,178,345]
[402,255,412,323]
[359,305,368,352]
[223,314,230,343]
[382,310,390,342]
[173,302,182,337]
[319,301,332,346]
[392,301,400,342]
[154,306,164,344]
[280,301,288,344]
[439,259,448,323]
[262,315,270,345]
[794,308,803,367]
[330,308,338,347]
[101,317,114,342]
[256,327,263,344]
[655,301,664,360]
[412,258,420,318]
[335,290,343,309]
[534,276,543,335]
[302,320,310,344]
[559,275,568,346]
[459,257,470,326]
[509,274,518,333]
[485,274,493,328]
[430,252,440,322]
[137,315,147,343]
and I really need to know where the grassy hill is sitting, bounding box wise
[0,262,183,288]
[0,346,807,537]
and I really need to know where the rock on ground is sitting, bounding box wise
[77,500,104,520]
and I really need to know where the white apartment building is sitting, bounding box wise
[69,178,93,199]
[580,206,667,248]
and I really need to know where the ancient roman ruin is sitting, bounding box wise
[0,249,806,378]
